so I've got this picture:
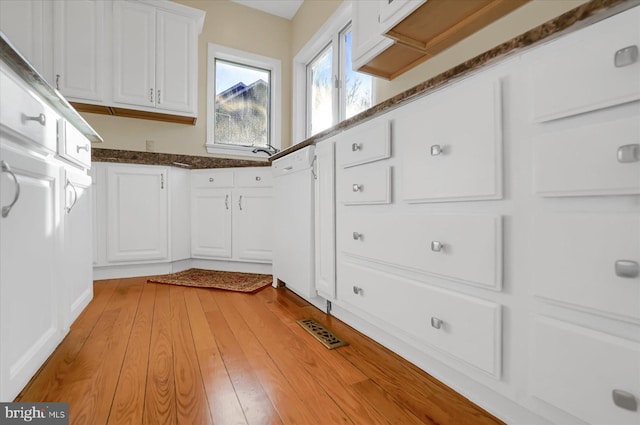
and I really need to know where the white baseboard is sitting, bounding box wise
[94,259,272,280]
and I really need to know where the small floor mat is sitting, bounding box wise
[147,269,272,293]
[297,318,349,350]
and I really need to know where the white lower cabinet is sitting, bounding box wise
[0,145,64,402]
[106,163,168,263]
[314,138,336,299]
[190,167,273,263]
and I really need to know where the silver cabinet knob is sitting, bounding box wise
[430,145,443,156]
[22,113,46,126]
[431,241,444,252]
[612,389,638,411]
[209,177,214,182]
[256,176,261,181]
[352,232,362,240]
[352,184,362,192]
[352,286,363,295]
[615,260,639,278]
[431,317,443,329]
[614,45,638,68]
[617,144,640,163]
[76,144,90,153]
[352,143,361,152]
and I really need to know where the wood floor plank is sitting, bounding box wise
[351,379,433,425]
[143,283,176,425]
[169,285,213,425]
[106,282,156,425]
[203,290,319,425]
[183,287,248,425]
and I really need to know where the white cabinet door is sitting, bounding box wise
[314,140,336,299]
[106,164,168,263]
[0,0,51,82]
[235,189,273,262]
[112,0,156,108]
[191,188,232,259]
[155,10,196,113]
[352,0,393,71]
[53,0,105,102]
[63,168,93,326]
[169,167,191,261]
[0,146,63,402]
[378,0,426,32]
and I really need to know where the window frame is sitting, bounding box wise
[206,43,281,157]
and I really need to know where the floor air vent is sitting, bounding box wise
[297,318,349,350]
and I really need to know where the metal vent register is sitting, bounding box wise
[297,318,349,350]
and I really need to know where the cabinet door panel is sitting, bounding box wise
[1,146,62,401]
[106,165,168,262]
[235,190,273,262]
[53,0,104,101]
[190,189,232,259]
[113,1,156,108]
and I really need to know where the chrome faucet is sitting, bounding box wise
[252,145,279,156]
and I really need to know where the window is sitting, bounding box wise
[207,44,281,156]
[295,3,373,139]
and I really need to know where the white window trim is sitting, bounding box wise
[292,2,352,145]
[206,43,282,157]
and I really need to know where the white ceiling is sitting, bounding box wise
[230,0,304,20]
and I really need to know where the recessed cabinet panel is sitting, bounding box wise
[533,214,640,321]
[338,260,501,377]
[533,115,640,197]
[532,317,640,425]
[400,77,502,203]
[337,119,391,168]
[528,6,640,122]
[235,190,273,262]
[339,163,391,205]
[341,213,502,290]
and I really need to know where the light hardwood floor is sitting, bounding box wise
[16,277,503,425]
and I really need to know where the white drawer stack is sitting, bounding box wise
[334,66,508,381]
[524,6,640,424]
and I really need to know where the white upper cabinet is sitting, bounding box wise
[352,1,393,72]
[53,0,105,102]
[112,0,200,115]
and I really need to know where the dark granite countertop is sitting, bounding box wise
[271,0,639,162]
[92,148,269,169]
[0,32,104,144]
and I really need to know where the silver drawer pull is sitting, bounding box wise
[352,143,361,152]
[225,194,229,210]
[22,113,46,126]
[352,232,362,240]
[65,179,78,213]
[352,286,363,295]
[612,389,637,411]
[614,45,638,68]
[431,241,444,252]
[238,195,243,210]
[352,184,362,192]
[256,176,261,181]
[430,145,443,156]
[430,317,443,329]
[615,260,639,278]
[617,144,639,163]
[76,144,90,153]
[1,160,20,218]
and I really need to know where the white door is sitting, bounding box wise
[0,146,63,401]
[190,189,232,259]
[112,0,156,108]
[53,0,105,101]
[106,164,168,263]
[155,10,195,113]
[235,189,273,262]
[314,140,336,299]
[63,168,93,326]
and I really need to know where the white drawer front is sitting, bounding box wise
[191,169,234,188]
[339,163,391,205]
[532,317,640,424]
[533,213,640,321]
[59,120,91,169]
[528,7,640,122]
[534,115,640,197]
[340,213,502,290]
[337,119,391,168]
[399,77,502,203]
[0,70,57,152]
[337,261,501,377]
[235,167,272,188]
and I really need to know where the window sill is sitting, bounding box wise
[205,143,275,160]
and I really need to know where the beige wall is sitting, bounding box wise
[291,0,342,55]
[86,0,292,156]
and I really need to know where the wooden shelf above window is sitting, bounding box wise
[364,0,529,80]
[70,102,197,125]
